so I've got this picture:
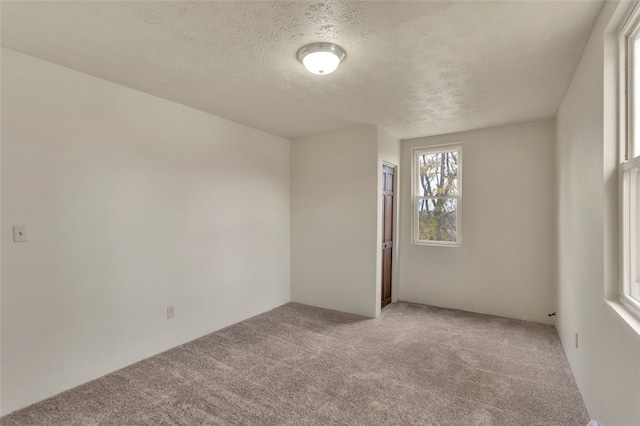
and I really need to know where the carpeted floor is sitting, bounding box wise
[1,302,588,426]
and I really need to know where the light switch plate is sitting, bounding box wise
[13,225,27,242]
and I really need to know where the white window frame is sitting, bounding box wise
[618,4,640,318]
[411,144,462,247]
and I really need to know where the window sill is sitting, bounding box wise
[412,241,461,248]
[605,299,640,336]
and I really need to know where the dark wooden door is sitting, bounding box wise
[381,165,394,309]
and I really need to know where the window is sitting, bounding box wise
[412,145,461,246]
[619,6,640,315]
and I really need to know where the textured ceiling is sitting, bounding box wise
[1,1,603,140]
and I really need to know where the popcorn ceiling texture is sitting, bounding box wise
[1,1,603,139]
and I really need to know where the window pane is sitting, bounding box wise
[417,198,458,242]
[631,166,640,303]
[417,151,459,197]
[634,37,640,159]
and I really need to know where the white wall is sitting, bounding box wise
[0,48,291,415]
[291,126,380,317]
[399,120,556,324]
[555,2,640,425]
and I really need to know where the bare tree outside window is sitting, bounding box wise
[413,147,461,245]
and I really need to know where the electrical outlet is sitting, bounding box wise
[13,225,27,242]
[167,306,175,319]
[575,332,579,349]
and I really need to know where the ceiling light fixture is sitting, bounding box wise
[297,42,346,75]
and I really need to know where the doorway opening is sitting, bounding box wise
[381,164,395,309]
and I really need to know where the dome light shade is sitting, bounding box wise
[302,51,340,75]
[297,42,346,75]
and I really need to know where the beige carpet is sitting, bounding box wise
[1,302,588,425]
